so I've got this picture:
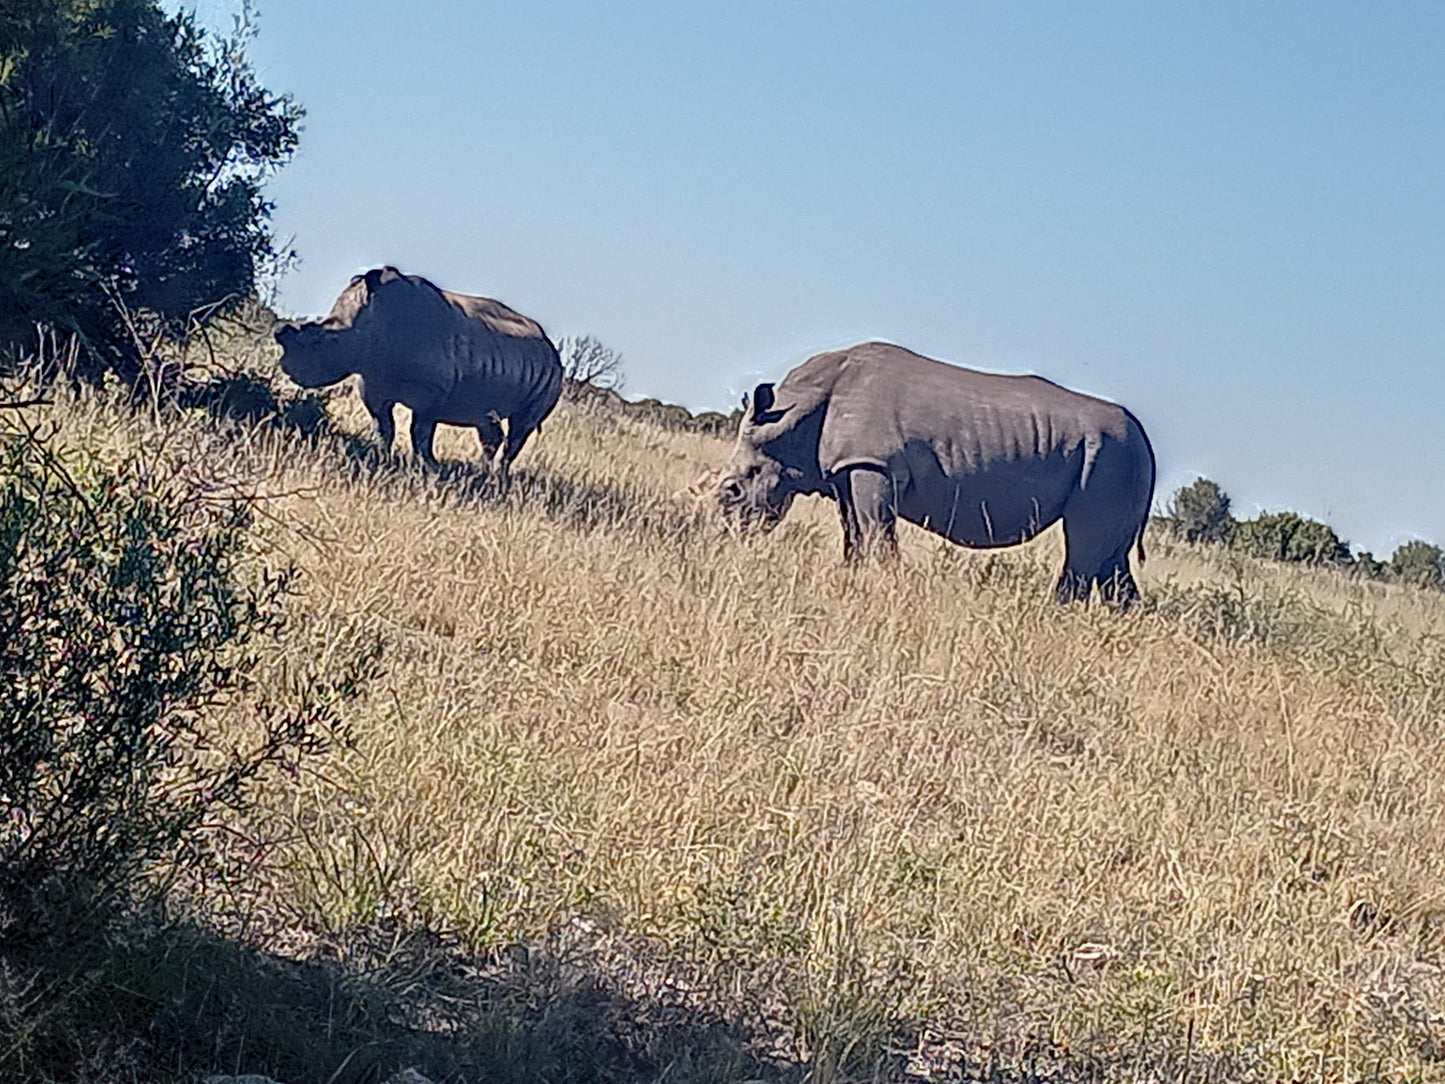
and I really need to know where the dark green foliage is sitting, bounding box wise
[1167,476,1234,544]
[1230,511,1353,567]
[1351,550,1386,580]
[0,422,374,929]
[0,0,301,374]
[1388,539,1445,590]
[632,398,694,431]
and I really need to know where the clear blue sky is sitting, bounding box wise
[187,1,1443,556]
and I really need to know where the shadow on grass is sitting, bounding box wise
[7,910,1253,1084]
[175,371,331,438]
[0,913,800,1084]
[172,374,706,543]
[328,430,700,541]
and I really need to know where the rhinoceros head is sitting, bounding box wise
[717,382,823,532]
[273,269,404,389]
[273,320,355,389]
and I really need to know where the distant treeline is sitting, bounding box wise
[1164,477,1444,590]
[564,378,743,439]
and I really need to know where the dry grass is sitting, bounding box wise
[11,344,1445,1082]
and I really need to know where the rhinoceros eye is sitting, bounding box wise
[720,479,744,502]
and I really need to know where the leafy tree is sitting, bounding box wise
[1231,511,1352,567]
[1167,476,1234,544]
[1387,539,1445,590]
[0,0,301,375]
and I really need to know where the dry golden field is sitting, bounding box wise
[12,335,1445,1083]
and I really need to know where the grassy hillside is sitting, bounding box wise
[6,331,1445,1083]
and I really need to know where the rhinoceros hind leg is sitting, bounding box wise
[364,398,396,452]
[409,414,438,466]
[1059,510,1140,607]
[1057,432,1151,606]
[835,467,899,563]
[498,403,551,472]
[476,416,504,465]
[1097,552,1141,611]
[487,418,536,494]
[1055,568,1093,604]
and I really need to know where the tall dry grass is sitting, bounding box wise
[11,347,1445,1082]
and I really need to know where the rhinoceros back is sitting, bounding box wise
[808,344,1119,471]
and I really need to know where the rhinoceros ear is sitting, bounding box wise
[362,266,404,292]
[751,382,787,425]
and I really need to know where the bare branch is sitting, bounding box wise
[557,334,625,397]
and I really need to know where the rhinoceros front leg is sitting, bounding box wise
[834,466,899,562]
[362,395,396,452]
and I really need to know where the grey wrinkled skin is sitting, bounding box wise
[719,342,1157,608]
[274,266,562,483]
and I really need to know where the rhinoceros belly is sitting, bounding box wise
[435,332,547,423]
[439,370,528,423]
[897,441,1083,548]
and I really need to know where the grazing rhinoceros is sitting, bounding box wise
[274,266,562,480]
[718,342,1156,607]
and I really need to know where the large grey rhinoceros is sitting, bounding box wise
[274,267,562,479]
[718,342,1157,606]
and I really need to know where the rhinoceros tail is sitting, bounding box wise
[1136,471,1152,565]
[1129,408,1156,567]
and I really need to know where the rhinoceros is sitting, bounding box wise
[718,342,1156,606]
[274,267,562,480]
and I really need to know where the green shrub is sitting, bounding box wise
[0,420,375,929]
[1388,539,1445,590]
[653,403,695,431]
[690,410,734,437]
[1166,476,1234,544]
[1350,550,1386,580]
[1230,511,1352,567]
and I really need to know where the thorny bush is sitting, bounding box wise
[0,418,378,932]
